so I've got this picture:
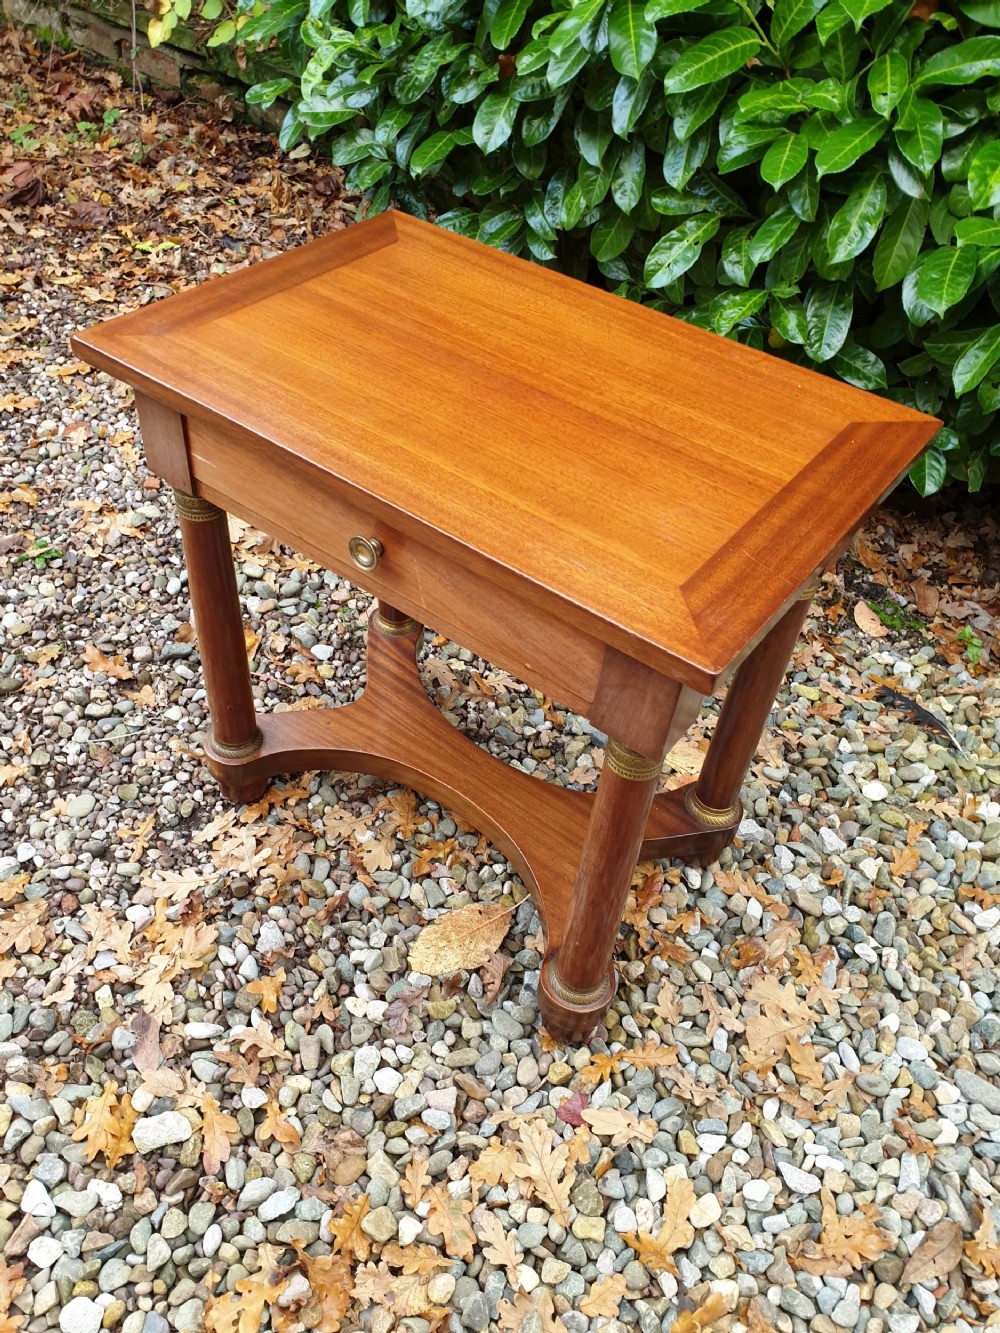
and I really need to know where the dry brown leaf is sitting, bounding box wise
[329,1194,372,1262]
[965,1209,1000,1278]
[256,1096,302,1153]
[0,899,47,956]
[425,1184,476,1260]
[510,1119,575,1225]
[796,1189,894,1277]
[292,1246,353,1331]
[0,1262,26,1333]
[203,1244,286,1333]
[900,1218,963,1286]
[580,1273,627,1318]
[470,1138,520,1190]
[497,1289,568,1333]
[379,1243,452,1276]
[71,1080,137,1168]
[745,1299,781,1333]
[199,1091,239,1176]
[670,1291,732,1333]
[476,1209,523,1283]
[624,1171,695,1274]
[407,901,515,976]
[853,601,889,637]
[350,1263,434,1318]
[246,967,286,1015]
[581,1107,657,1147]
[81,643,133,678]
[889,844,921,881]
[402,1154,431,1209]
[786,1033,828,1090]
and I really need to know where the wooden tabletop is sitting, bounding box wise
[73,212,939,687]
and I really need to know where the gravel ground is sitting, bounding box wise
[3,27,1000,1333]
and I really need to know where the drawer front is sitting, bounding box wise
[185,414,609,717]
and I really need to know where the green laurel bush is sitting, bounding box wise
[228,0,1000,493]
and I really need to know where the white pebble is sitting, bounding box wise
[21,1180,56,1219]
[743,1179,771,1204]
[59,1298,103,1333]
[689,1193,722,1228]
[132,1112,193,1154]
[28,1235,64,1269]
[861,781,888,801]
[777,1161,821,1194]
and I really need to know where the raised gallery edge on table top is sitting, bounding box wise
[72,210,940,689]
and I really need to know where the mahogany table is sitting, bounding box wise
[73,212,939,1041]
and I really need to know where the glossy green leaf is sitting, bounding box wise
[914,246,978,316]
[821,25,861,80]
[770,294,809,344]
[246,77,295,107]
[549,0,605,54]
[771,0,827,48]
[915,36,1000,87]
[827,175,886,262]
[887,145,930,200]
[867,52,908,118]
[717,123,783,173]
[608,0,658,78]
[612,137,646,211]
[760,132,808,189]
[814,117,884,176]
[612,71,655,136]
[804,280,853,360]
[720,226,756,285]
[953,326,1000,394]
[967,448,989,492]
[472,88,519,152]
[662,29,761,94]
[908,447,947,496]
[409,127,473,173]
[838,0,892,29]
[831,340,887,388]
[749,206,801,263]
[968,142,1000,210]
[955,217,1000,247]
[644,215,721,286]
[646,0,714,15]
[490,0,531,49]
[394,37,465,104]
[872,197,928,290]
[959,0,1000,23]
[670,80,729,140]
[591,207,637,258]
[693,288,769,334]
[663,123,710,188]
[894,98,943,175]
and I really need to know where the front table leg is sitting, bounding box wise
[173,490,265,803]
[540,737,667,1041]
[686,581,817,827]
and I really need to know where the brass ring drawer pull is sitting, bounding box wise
[348,535,383,571]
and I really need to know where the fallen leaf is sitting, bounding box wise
[497,1289,568,1333]
[246,967,285,1015]
[199,1091,239,1176]
[402,1155,431,1209]
[910,577,939,616]
[407,901,515,976]
[900,1218,963,1286]
[624,1172,696,1274]
[81,644,133,679]
[425,1184,476,1261]
[256,1096,301,1152]
[70,1081,137,1169]
[328,1193,372,1262]
[510,1118,575,1225]
[475,1208,523,1283]
[581,1107,657,1147]
[670,1291,732,1333]
[580,1273,627,1318]
[0,1261,26,1333]
[351,1262,434,1318]
[556,1091,589,1128]
[795,1189,895,1276]
[965,1208,1000,1278]
[853,601,889,638]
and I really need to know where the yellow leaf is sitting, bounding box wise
[407,901,515,976]
[81,644,133,679]
[624,1171,696,1274]
[402,1154,431,1209]
[247,967,286,1015]
[669,1291,732,1333]
[329,1194,372,1262]
[580,1273,627,1318]
[71,1081,137,1169]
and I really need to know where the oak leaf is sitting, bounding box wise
[202,1244,286,1333]
[0,900,47,956]
[510,1118,575,1225]
[0,1262,26,1333]
[328,1194,372,1262]
[401,1154,431,1208]
[351,1263,433,1317]
[624,1172,696,1274]
[246,967,286,1016]
[407,901,515,975]
[379,1243,452,1276]
[81,644,133,679]
[786,1033,827,1090]
[425,1184,476,1261]
[71,1080,137,1168]
[199,1091,239,1175]
[497,1289,568,1333]
[470,1138,520,1190]
[965,1208,1000,1278]
[581,1107,657,1147]
[256,1096,302,1152]
[670,1292,732,1333]
[475,1209,523,1283]
[889,844,921,882]
[292,1246,353,1331]
[900,1218,963,1286]
[580,1273,627,1318]
[795,1189,894,1276]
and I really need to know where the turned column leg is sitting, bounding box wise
[173,489,265,803]
[686,581,817,827]
[539,737,667,1041]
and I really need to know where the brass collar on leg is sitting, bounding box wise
[173,489,224,523]
[209,728,264,761]
[546,966,612,1008]
[684,786,740,827]
[798,577,821,602]
[372,611,422,637]
[605,738,662,783]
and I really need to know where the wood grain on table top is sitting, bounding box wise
[72,211,940,687]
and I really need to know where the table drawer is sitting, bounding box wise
[185,414,610,718]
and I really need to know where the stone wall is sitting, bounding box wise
[2,0,281,117]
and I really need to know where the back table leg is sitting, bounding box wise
[687,584,817,827]
[173,489,266,803]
